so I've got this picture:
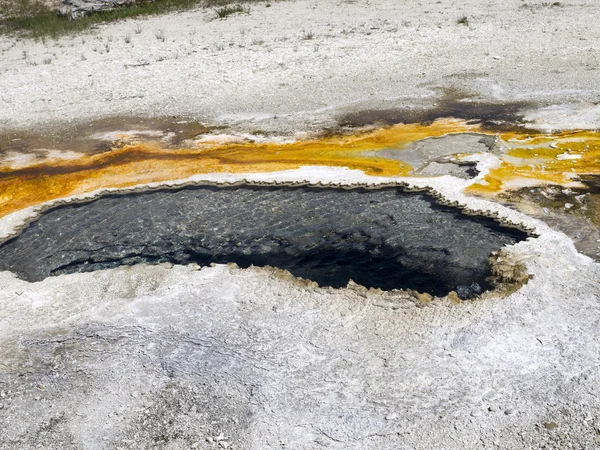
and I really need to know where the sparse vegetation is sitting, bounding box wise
[214,4,249,19]
[0,0,268,39]
[300,30,314,40]
[2,0,49,20]
[456,15,469,26]
[520,1,563,10]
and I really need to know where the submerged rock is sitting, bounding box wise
[456,282,482,300]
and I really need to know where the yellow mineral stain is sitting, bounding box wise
[499,130,600,145]
[469,131,600,195]
[0,119,477,218]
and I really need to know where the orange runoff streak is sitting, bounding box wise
[0,119,476,218]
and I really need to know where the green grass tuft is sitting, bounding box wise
[214,4,248,18]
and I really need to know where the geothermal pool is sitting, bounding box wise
[0,185,528,297]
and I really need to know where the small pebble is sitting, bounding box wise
[219,441,229,449]
[385,413,398,420]
[504,408,514,416]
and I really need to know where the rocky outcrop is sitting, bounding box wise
[58,0,139,20]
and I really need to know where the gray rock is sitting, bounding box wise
[58,0,139,20]
[368,133,491,179]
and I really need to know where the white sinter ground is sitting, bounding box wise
[1,0,600,133]
[0,166,599,449]
[1,1,600,448]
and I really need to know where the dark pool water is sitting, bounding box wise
[0,186,528,297]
